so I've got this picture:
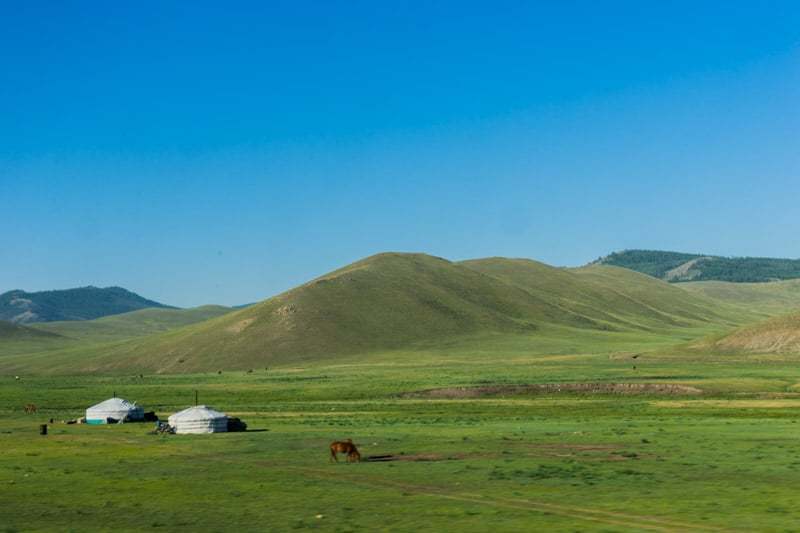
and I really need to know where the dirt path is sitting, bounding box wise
[403,383,703,398]
[283,465,734,532]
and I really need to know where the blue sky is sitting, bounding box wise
[2,1,799,307]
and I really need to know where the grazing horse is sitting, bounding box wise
[330,439,361,463]
[23,403,37,414]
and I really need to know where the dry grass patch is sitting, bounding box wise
[653,399,800,409]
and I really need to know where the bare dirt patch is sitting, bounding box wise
[520,443,645,462]
[402,382,703,398]
[664,256,712,281]
[363,451,505,462]
[526,443,620,452]
[365,453,458,462]
[363,444,640,463]
[226,318,255,333]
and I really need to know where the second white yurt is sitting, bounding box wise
[168,405,228,434]
[85,398,144,424]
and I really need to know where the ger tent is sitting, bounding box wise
[85,398,144,424]
[168,405,228,434]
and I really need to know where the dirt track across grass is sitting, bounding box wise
[402,382,703,398]
[285,465,734,532]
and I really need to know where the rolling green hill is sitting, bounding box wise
[461,258,748,331]
[692,311,800,354]
[32,305,233,343]
[0,320,67,359]
[677,279,800,315]
[0,286,172,324]
[0,253,764,375]
[0,320,61,340]
[596,250,800,283]
[0,305,233,359]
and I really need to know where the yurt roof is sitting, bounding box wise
[87,397,140,411]
[168,405,226,422]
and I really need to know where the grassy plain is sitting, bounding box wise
[3,348,800,532]
[3,255,800,530]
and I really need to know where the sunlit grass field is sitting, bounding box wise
[3,349,800,532]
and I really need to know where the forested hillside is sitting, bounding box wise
[597,250,800,282]
[0,286,171,323]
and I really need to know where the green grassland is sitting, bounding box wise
[2,350,800,532]
[3,253,800,530]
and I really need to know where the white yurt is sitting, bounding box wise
[85,398,144,424]
[168,405,228,434]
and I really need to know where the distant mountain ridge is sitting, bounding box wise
[0,286,172,324]
[596,250,800,283]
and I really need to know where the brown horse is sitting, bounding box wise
[23,403,37,414]
[330,439,361,463]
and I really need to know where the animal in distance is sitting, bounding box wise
[330,439,361,463]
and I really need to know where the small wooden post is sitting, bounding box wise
[39,424,47,436]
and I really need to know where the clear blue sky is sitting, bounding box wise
[2,2,799,307]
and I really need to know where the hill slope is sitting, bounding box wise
[677,279,800,315]
[693,312,800,354]
[461,258,748,331]
[2,253,763,374]
[0,305,233,359]
[0,320,66,359]
[0,320,61,340]
[596,250,800,283]
[31,305,233,343]
[0,286,172,324]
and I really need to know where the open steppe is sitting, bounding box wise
[3,253,800,531]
